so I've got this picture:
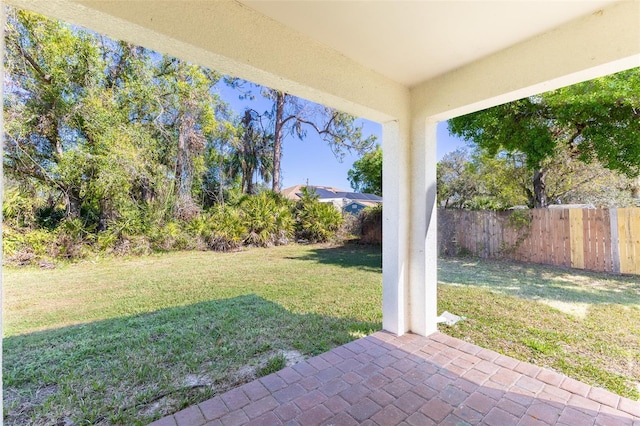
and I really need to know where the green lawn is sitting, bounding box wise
[3,245,639,425]
[3,244,383,425]
[438,258,640,402]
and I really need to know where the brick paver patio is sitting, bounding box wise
[150,331,640,425]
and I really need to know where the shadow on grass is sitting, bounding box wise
[3,294,379,426]
[438,257,640,308]
[287,243,382,272]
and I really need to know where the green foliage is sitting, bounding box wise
[500,209,533,255]
[149,221,193,252]
[448,68,640,207]
[50,218,94,260]
[505,209,532,230]
[239,191,294,247]
[199,206,247,251]
[2,7,372,262]
[360,204,382,221]
[348,145,382,196]
[3,227,56,258]
[437,145,637,210]
[437,149,528,210]
[294,187,343,243]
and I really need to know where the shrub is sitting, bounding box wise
[202,205,246,251]
[359,205,382,245]
[148,220,204,252]
[239,192,294,247]
[294,187,343,243]
[335,213,361,243]
[3,226,57,265]
[50,218,94,259]
[2,186,39,228]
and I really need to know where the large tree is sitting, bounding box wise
[226,82,377,191]
[4,8,102,218]
[152,57,221,219]
[436,146,637,210]
[266,89,376,191]
[4,8,227,230]
[448,68,640,207]
[348,145,382,195]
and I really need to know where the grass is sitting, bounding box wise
[438,257,640,401]
[3,244,382,425]
[3,245,639,424]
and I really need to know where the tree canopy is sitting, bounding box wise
[437,146,638,210]
[225,83,377,191]
[2,7,359,262]
[448,68,640,207]
[348,145,382,196]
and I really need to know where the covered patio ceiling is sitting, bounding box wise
[5,0,640,337]
[6,0,639,121]
[243,0,616,87]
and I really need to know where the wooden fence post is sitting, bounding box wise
[610,208,621,274]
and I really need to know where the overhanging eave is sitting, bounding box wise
[411,0,640,122]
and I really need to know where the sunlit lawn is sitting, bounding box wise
[438,258,640,401]
[3,244,383,425]
[3,245,639,425]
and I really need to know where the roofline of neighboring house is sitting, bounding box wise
[280,184,382,203]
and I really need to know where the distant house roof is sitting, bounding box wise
[280,184,382,203]
[281,184,344,200]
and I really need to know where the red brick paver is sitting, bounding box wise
[150,332,640,425]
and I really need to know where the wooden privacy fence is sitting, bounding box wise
[438,208,640,275]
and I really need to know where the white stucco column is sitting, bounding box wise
[382,116,438,337]
[382,119,410,335]
[408,118,439,336]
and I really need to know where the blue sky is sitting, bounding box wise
[215,83,468,191]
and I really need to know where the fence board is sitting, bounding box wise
[533,210,543,264]
[602,209,612,272]
[633,209,640,275]
[629,209,640,274]
[552,209,563,267]
[583,209,594,270]
[610,209,621,274]
[619,208,630,273]
[563,208,571,268]
[583,209,592,269]
[618,208,640,274]
[570,209,585,269]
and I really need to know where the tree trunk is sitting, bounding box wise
[98,198,112,232]
[533,169,548,208]
[175,118,187,197]
[174,114,200,220]
[631,177,640,200]
[246,169,254,195]
[241,110,256,195]
[66,188,82,219]
[272,91,285,192]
